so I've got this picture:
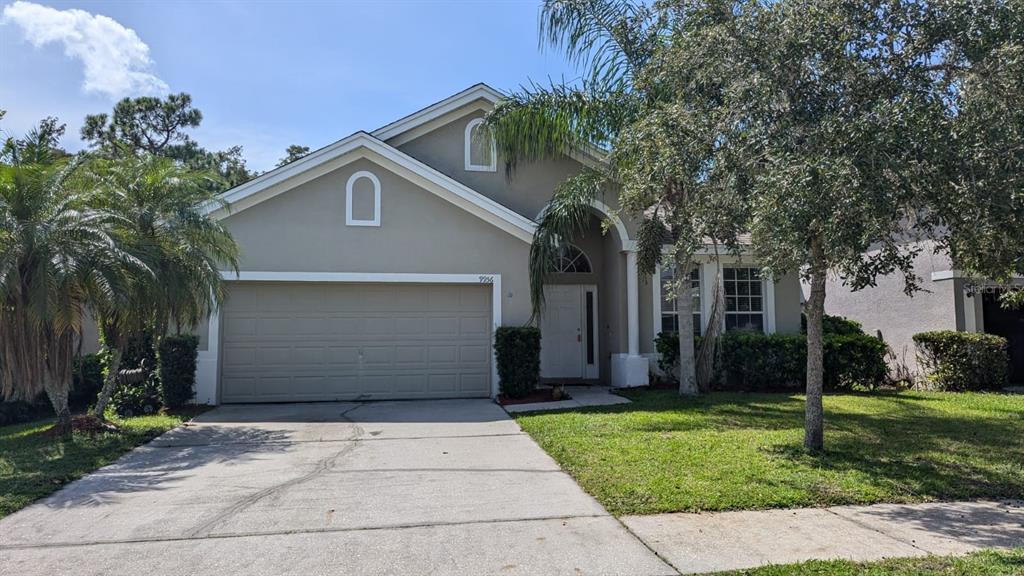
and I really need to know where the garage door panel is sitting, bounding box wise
[460,345,490,364]
[220,282,491,402]
[460,316,489,336]
[460,373,489,393]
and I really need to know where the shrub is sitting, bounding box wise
[158,334,199,408]
[654,331,703,380]
[801,313,865,336]
[109,376,163,418]
[0,400,42,427]
[494,326,541,398]
[70,354,104,407]
[717,331,888,392]
[913,331,1009,391]
[824,334,888,391]
[719,332,806,391]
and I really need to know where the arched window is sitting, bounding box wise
[464,118,496,172]
[554,244,592,273]
[345,170,381,227]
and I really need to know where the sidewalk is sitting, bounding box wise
[621,500,1024,574]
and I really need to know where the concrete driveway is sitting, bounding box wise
[0,400,675,576]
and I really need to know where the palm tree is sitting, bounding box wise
[0,124,138,435]
[84,154,239,418]
[487,0,737,393]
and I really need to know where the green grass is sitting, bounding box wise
[713,549,1024,575]
[0,412,195,518]
[514,389,1024,516]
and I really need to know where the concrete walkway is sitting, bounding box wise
[0,400,674,576]
[623,500,1024,574]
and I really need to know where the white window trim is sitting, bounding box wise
[196,272,503,405]
[653,261,778,342]
[554,243,593,273]
[345,170,381,227]
[655,264,703,337]
[464,118,497,172]
[722,265,775,334]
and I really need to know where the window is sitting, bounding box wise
[554,244,592,273]
[661,265,701,336]
[345,170,381,227]
[464,118,496,172]
[724,267,765,332]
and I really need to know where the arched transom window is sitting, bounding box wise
[464,118,496,172]
[554,244,592,273]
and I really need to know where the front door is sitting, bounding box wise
[541,285,598,380]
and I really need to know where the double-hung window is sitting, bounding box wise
[660,266,701,336]
[724,267,765,332]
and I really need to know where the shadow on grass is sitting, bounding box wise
[534,388,1024,506]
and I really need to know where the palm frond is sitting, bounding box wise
[528,169,607,321]
[487,83,636,175]
[539,0,663,85]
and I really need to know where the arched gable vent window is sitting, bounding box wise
[345,170,381,227]
[554,244,592,273]
[464,118,497,172]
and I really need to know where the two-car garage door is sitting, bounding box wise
[219,282,492,403]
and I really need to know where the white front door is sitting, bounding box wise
[540,285,598,380]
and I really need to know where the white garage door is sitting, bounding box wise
[219,282,492,403]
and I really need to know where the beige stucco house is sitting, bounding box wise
[190,84,804,404]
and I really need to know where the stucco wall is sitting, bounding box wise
[774,271,804,335]
[820,243,957,373]
[220,157,534,326]
[397,109,627,228]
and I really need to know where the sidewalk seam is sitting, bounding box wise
[822,508,932,554]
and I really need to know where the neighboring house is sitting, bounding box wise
[819,240,1024,383]
[188,84,804,405]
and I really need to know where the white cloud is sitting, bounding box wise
[2,1,168,99]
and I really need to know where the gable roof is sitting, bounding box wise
[205,131,537,243]
[371,84,503,143]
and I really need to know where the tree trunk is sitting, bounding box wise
[91,347,123,419]
[805,236,827,452]
[696,262,724,392]
[44,371,72,438]
[676,254,698,395]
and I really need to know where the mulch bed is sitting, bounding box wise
[498,387,571,406]
[42,415,120,437]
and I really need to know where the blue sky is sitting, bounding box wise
[1,1,576,171]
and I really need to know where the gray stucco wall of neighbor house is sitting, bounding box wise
[818,243,957,373]
[219,157,535,326]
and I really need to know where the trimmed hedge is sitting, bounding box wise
[158,334,199,408]
[801,313,866,336]
[913,331,1009,391]
[494,326,541,398]
[70,353,104,407]
[718,331,888,392]
[654,331,703,378]
[0,400,48,427]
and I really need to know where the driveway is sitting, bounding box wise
[0,400,675,576]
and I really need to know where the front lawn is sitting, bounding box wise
[515,390,1024,516]
[713,549,1024,575]
[0,413,195,518]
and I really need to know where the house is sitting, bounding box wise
[821,240,1024,383]
[190,84,805,405]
